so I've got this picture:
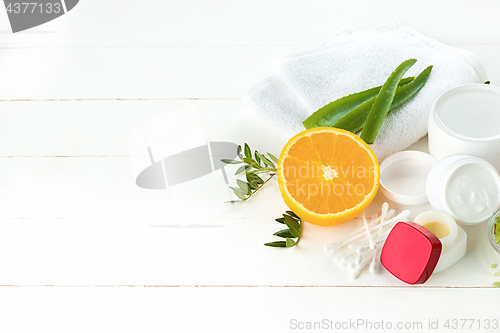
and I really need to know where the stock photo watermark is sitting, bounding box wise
[289,318,499,330]
[284,162,376,198]
[3,0,79,33]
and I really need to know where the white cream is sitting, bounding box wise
[445,162,500,223]
[427,155,500,225]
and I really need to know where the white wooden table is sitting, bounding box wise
[1,1,499,331]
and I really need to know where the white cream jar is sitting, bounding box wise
[426,155,500,225]
[428,84,500,172]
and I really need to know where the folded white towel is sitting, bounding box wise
[243,22,487,161]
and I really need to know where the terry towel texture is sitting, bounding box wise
[243,22,487,161]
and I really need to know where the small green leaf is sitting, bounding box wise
[221,159,242,164]
[286,238,297,247]
[243,157,261,169]
[283,213,300,225]
[274,229,294,238]
[254,151,261,164]
[246,179,258,191]
[485,81,491,85]
[286,211,300,219]
[235,165,251,175]
[245,170,269,176]
[246,181,258,191]
[236,180,251,194]
[275,217,286,224]
[260,155,276,170]
[233,191,247,200]
[264,241,287,248]
[267,153,279,164]
[244,143,251,158]
[246,173,264,188]
[284,220,301,238]
[237,145,243,159]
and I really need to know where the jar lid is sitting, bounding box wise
[379,151,438,205]
[381,222,442,284]
[432,83,500,141]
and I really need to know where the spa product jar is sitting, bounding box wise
[413,211,466,273]
[426,155,500,225]
[428,83,500,172]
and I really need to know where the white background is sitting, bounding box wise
[0,0,499,332]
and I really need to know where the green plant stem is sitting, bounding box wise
[240,173,275,201]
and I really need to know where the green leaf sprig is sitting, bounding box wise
[221,143,279,202]
[264,211,302,248]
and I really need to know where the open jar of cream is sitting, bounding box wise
[426,155,500,225]
[428,83,500,172]
[414,211,467,273]
[381,211,467,284]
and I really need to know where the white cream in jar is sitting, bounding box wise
[445,162,499,223]
[426,155,500,225]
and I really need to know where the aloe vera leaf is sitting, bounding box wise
[332,97,375,133]
[360,59,418,144]
[302,77,415,129]
[333,65,433,134]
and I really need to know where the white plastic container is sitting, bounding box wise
[379,151,438,205]
[426,155,500,225]
[428,83,500,171]
[413,211,467,273]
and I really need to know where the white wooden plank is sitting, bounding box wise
[0,46,303,99]
[0,287,499,333]
[0,0,499,47]
[0,46,498,100]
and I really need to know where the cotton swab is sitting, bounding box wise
[336,209,394,242]
[369,252,378,274]
[339,252,356,267]
[351,255,375,279]
[372,203,389,273]
[333,248,349,262]
[349,232,393,253]
[378,202,389,236]
[324,209,396,251]
[331,210,407,249]
[355,248,374,268]
[356,245,369,253]
[348,214,379,249]
[326,210,410,252]
[362,212,377,250]
[354,253,363,266]
[323,203,412,280]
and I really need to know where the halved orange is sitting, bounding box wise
[277,127,380,226]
